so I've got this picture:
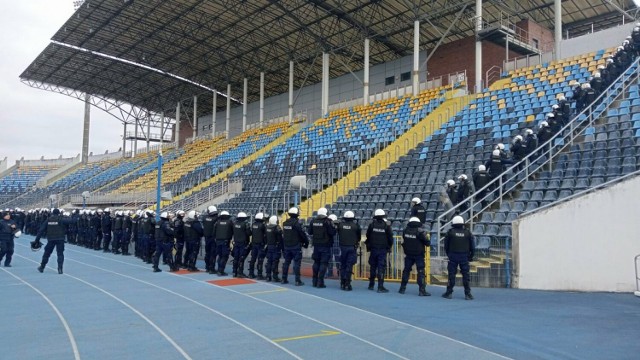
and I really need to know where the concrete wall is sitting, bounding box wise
[560,23,635,59]
[512,175,640,292]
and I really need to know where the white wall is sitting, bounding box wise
[512,175,640,292]
[561,23,635,59]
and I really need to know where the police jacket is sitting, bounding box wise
[174,217,185,242]
[101,215,112,233]
[308,216,335,247]
[446,186,458,205]
[203,214,218,238]
[184,219,204,241]
[90,215,100,230]
[473,170,491,191]
[444,224,475,259]
[524,134,538,155]
[155,218,174,242]
[511,140,527,160]
[457,180,472,203]
[410,204,426,223]
[140,217,152,235]
[558,100,571,121]
[584,88,596,105]
[0,219,16,242]
[114,216,123,230]
[232,219,251,246]
[131,217,138,237]
[590,77,604,94]
[265,223,283,248]
[337,219,361,247]
[571,86,584,103]
[537,127,553,146]
[485,155,513,177]
[214,215,234,242]
[606,62,619,80]
[365,218,393,250]
[251,220,266,246]
[35,215,71,242]
[282,217,307,248]
[123,216,132,231]
[402,222,430,256]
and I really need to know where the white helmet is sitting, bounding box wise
[288,207,299,215]
[597,65,605,70]
[540,121,549,128]
[552,104,559,110]
[104,208,111,213]
[374,209,385,217]
[317,207,328,217]
[458,174,468,181]
[409,217,421,223]
[160,211,168,219]
[583,83,591,89]
[187,210,197,220]
[497,143,505,150]
[546,112,555,118]
[452,215,464,225]
[220,211,230,216]
[135,210,142,216]
[97,208,103,214]
[328,214,338,222]
[207,205,218,214]
[478,165,486,171]
[525,128,533,135]
[177,210,185,217]
[237,212,247,219]
[617,45,624,51]
[514,135,523,142]
[411,197,421,204]
[594,72,601,78]
[492,149,500,157]
[269,215,278,225]
[255,212,264,220]
[343,211,355,219]
[558,94,566,101]
[606,58,614,64]
[447,179,456,186]
[635,26,640,31]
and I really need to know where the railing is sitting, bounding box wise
[162,178,241,212]
[69,191,156,206]
[504,52,555,73]
[485,66,503,88]
[436,56,640,257]
[635,254,640,297]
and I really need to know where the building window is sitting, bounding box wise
[400,71,411,82]
[532,38,539,49]
[385,76,395,86]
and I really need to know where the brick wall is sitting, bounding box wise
[517,19,555,52]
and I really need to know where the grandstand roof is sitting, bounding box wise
[21,0,638,117]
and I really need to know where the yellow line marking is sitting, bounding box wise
[244,288,288,295]
[273,330,341,343]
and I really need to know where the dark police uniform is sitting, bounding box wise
[123,214,132,255]
[214,215,234,276]
[203,213,219,273]
[113,213,124,254]
[282,217,308,285]
[231,218,251,277]
[35,213,73,274]
[365,217,393,292]
[308,216,336,288]
[410,203,426,224]
[101,212,113,252]
[91,213,102,250]
[443,224,475,299]
[183,218,204,271]
[400,222,430,296]
[248,219,267,279]
[264,222,283,282]
[173,215,185,266]
[153,217,176,272]
[337,219,361,290]
[0,216,17,267]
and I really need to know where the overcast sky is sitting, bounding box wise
[0,0,122,165]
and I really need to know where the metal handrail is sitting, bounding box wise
[436,56,640,256]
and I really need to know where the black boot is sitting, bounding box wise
[58,266,63,275]
[346,280,353,291]
[465,293,474,300]
[398,285,406,294]
[442,291,453,299]
[377,286,389,293]
[312,276,318,288]
[37,265,44,273]
[153,267,162,273]
[256,272,265,280]
[295,278,304,286]
[281,277,289,284]
[419,286,431,297]
[368,279,375,291]
[273,275,281,283]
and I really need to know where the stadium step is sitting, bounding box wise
[294,90,474,220]
[160,123,302,208]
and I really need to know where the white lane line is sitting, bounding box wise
[14,254,192,360]
[62,248,409,359]
[64,245,513,359]
[0,267,81,360]
[64,258,303,360]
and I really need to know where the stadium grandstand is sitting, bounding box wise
[2,1,640,359]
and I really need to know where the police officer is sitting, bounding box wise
[583,83,596,116]
[365,209,393,293]
[248,212,267,279]
[34,209,73,274]
[446,179,458,206]
[308,207,336,288]
[68,210,78,245]
[113,210,124,254]
[398,217,430,296]
[632,26,640,57]
[456,174,473,213]
[140,211,153,263]
[153,212,176,273]
[0,211,19,267]
[337,210,360,291]
[232,212,251,278]
[131,210,140,257]
[590,72,604,96]
[183,210,204,272]
[570,81,585,113]
[173,210,185,267]
[101,208,112,252]
[472,165,491,209]
[91,209,101,250]
[214,210,234,276]
[557,95,571,125]
[524,128,537,157]
[511,135,526,169]
[264,215,283,282]
[410,198,426,224]
[485,149,513,190]
[442,215,475,300]
[281,207,307,286]
[203,206,219,274]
